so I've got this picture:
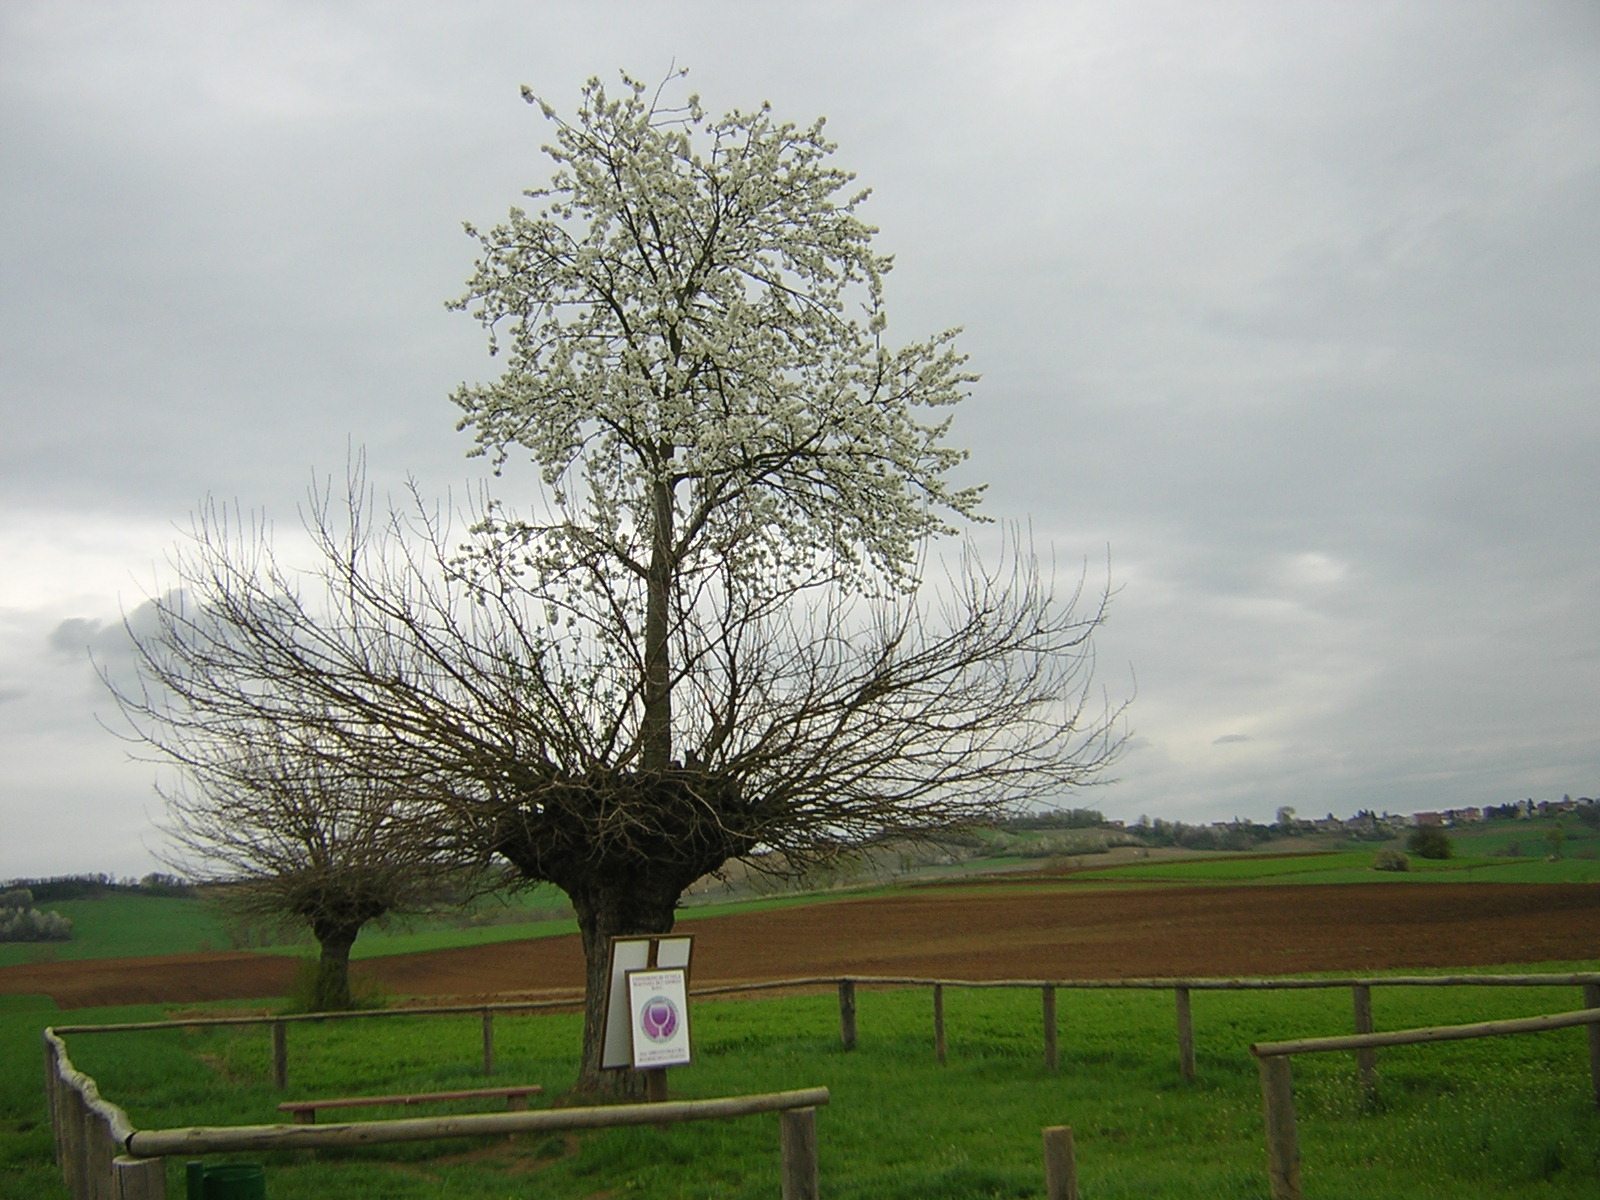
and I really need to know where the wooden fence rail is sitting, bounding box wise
[43,1029,142,1200]
[1250,1006,1600,1200]
[122,1088,831,1156]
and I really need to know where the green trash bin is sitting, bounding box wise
[186,1160,266,1200]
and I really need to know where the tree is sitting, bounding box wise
[110,519,492,1013]
[1407,825,1452,860]
[114,72,1124,1095]
[444,72,1124,1092]
[160,738,479,1012]
[1545,823,1566,860]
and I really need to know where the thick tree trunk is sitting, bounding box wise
[567,873,682,1098]
[310,923,361,1012]
[491,769,757,1097]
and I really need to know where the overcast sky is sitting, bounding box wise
[3,1,1597,880]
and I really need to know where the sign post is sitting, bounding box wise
[600,935,693,1100]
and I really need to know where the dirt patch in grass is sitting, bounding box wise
[4,882,1598,1008]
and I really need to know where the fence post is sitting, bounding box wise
[1042,985,1059,1072]
[1042,1125,1078,1200]
[111,1155,166,1200]
[1584,983,1600,1108]
[271,1021,288,1092]
[42,1035,64,1169]
[1174,986,1195,1081]
[1352,984,1377,1101]
[933,984,947,1065]
[1259,1055,1301,1200]
[60,1084,85,1200]
[482,1008,495,1076]
[87,1107,116,1200]
[779,1106,819,1200]
[837,980,857,1051]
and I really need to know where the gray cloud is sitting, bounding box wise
[1,0,1596,875]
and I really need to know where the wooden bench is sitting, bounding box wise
[277,1084,543,1125]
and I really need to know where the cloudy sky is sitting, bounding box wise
[2,1,1597,880]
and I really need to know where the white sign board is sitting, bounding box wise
[626,967,693,1068]
[600,935,692,1069]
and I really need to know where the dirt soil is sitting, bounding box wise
[5,881,1599,1010]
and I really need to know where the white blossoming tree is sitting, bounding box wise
[445,73,1125,1093]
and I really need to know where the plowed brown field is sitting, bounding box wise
[4,882,1598,1009]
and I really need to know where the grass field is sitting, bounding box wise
[0,884,904,968]
[8,959,1600,1199]
[0,896,232,968]
[1067,849,1600,886]
[8,855,1600,1197]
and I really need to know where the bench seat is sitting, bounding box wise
[277,1084,542,1124]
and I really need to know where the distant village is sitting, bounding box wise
[1296,794,1598,834]
[1093,794,1600,848]
[993,793,1600,856]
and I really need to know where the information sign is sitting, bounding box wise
[600,935,692,1069]
[626,967,693,1068]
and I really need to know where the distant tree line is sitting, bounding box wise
[1,873,195,902]
[998,808,1107,831]
[1134,817,1274,852]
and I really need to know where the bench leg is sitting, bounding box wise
[506,1094,528,1112]
[293,1110,316,1125]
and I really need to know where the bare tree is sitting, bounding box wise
[114,482,1119,1091]
[161,743,479,1012]
[110,514,491,1013]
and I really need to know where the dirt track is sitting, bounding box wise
[5,881,1599,1009]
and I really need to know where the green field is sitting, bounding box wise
[0,896,232,968]
[1067,848,1600,886]
[7,856,1600,1197]
[8,961,1600,1199]
[0,887,585,968]
[0,883,912,970]
[9,819,1595,969]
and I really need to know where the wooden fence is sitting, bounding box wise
[701,972,1600,1084]
[1250,1000,1600,1200]
[52,972,1600,1091]
[45,971,1600,1197]
[44,1025,826,1200]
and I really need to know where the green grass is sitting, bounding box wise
[1067,849,1600,885]
[1448,818,1600,861]
[0,888,588,966]
[0,896,231,967]
[8,962,1600,1198]
[0,881,946,968]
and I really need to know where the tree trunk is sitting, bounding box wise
[640,464,675,773]
[567,869,684,1098]
[490,769,756,1097]
[310,923,361,1012]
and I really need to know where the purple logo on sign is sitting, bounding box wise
[640,995,679,1043]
